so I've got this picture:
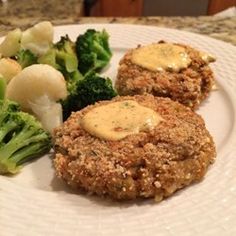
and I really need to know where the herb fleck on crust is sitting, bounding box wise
[115,43,215,109]
[53,95,216,201]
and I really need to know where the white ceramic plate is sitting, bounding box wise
[1,24,236,236]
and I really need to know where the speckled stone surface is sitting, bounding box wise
[0,1,235,45]
[77,17,236,45]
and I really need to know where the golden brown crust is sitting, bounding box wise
[53,95,216,201]
[115,43,215,109]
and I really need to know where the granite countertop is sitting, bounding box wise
[0,1,235,45]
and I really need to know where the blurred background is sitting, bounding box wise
[85,0,235,16]
[0,0,235,17]
[0,0,235,46]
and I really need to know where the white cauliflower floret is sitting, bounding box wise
[6,64,67,133]
[0,28,22,57]
[21,21,54,56]
[0,58,22,83]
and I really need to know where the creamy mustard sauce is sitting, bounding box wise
[199,51,216,64]
[131,43,191,72]
[81,100,162,141]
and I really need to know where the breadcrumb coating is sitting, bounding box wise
[115,43,215,109]
[53,95,216,201]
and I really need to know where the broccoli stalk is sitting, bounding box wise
[0,100,51,174]
[75,29,112,75]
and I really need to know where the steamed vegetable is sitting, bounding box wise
[39,31,115,119]
[6,64,67,133]
[62,71,117,119]
[1,24,116,122]
[0,76,6,100]
[0,99,51,174]
[0,28,22,57]
[0,23,117,174]
[0,58,22,83]
[0,21,53,59]
[75,29,112,75]
[16,49,38,69]
[38,35,85,119]
[21,21,54,56]
[38,35,83,95]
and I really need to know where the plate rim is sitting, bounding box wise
[1,23,236,236]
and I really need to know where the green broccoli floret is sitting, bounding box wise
[16,49,38,68]
[0,100,20,131]
[38,35,79,75]
[0,99,20,114]
[54,35,78,73]
[62,71,117,120]
[75,29,112,75]
[38,35,83,96]
[37,48,58,69]
[0,100,51,175]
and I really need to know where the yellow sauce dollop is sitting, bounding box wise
[199,51,216,63]
[131,43,191,72]
[81,100,162,141]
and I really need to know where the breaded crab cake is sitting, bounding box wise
[116,42,216,109]
[53,95,216,201]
